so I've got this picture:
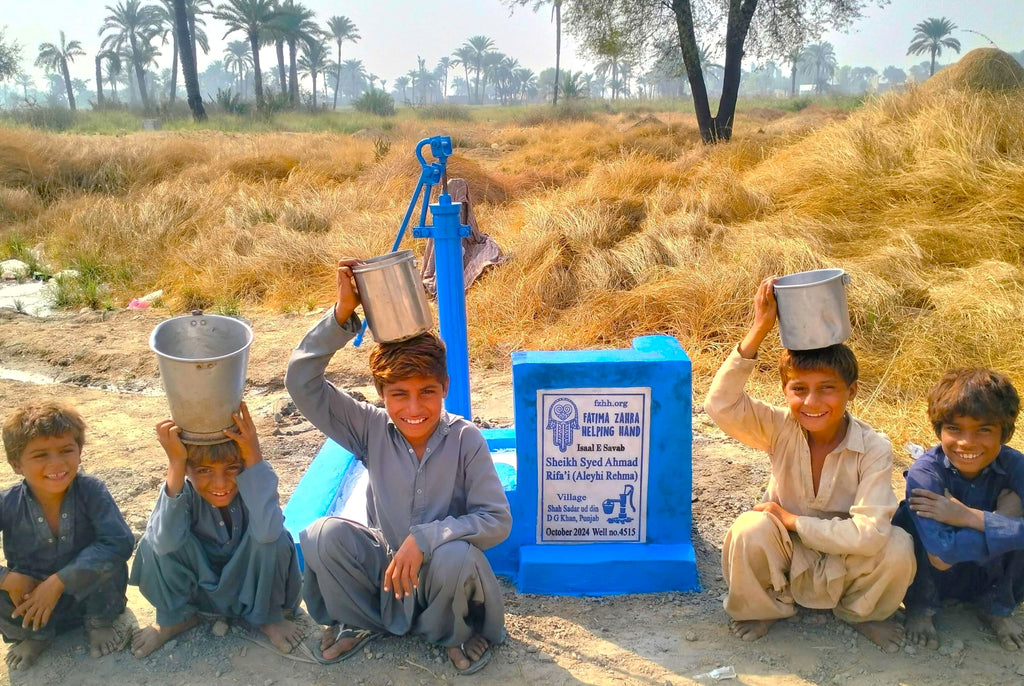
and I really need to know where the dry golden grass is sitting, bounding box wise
[3,49,1024,444]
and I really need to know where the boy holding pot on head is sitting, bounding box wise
[285,258,511,674]
[704,277,915,652]
[0,402,134,670]
[894,368,1024,651]
[129,402,304,657]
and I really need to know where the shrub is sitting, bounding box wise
[353,89,395,117]
[214,88,250,116]
[0,106,77,132]
[414,104,471,122]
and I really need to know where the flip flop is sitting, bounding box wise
[454,642,493,675]
[312,624,381,665]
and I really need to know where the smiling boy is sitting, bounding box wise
[0,402,134,670]
[704,277,915,652]
[129,402,304,657]
[893,368,1024,651]
[285,258,511,674]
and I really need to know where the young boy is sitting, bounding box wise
[705,277,915,652]
[0,402,134,670]
[129,402,304,657]
[285,258,512,674]
[894,367,1024,651]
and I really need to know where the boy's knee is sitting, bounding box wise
[430,540,471,570]
[729,510,781,543]
[300,517,362,561]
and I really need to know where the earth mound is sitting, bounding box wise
[923,47,1024,92]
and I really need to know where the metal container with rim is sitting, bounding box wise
[149,312,252,444]
[773,268,852,351]
[351,250,433,343]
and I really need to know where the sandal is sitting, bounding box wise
[454,642,493,675]
[312,624,381,665]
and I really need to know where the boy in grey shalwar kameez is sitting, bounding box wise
[285,258,511,674]
[129,403,304,657]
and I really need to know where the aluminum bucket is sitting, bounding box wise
[149,313,253,444]
[774,268,852,351]
[351,250,433,343]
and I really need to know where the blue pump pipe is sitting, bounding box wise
[355,136,473,420]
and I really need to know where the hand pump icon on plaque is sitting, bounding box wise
[603,484,636,524]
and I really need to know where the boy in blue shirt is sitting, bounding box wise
[0,402,134,670]
[894,368,1024,651]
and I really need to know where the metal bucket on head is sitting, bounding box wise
[773,268,852,351]
[149,312,253,444]
[351,250,433,343]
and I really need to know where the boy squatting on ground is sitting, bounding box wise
[0,402,134,670]
[285,258,512,674]
[704,278,916,652]
[129,402,305,657]
[893,368,1024,651]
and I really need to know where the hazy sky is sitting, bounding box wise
[2,1,1022,88]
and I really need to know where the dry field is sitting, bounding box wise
[3,48,1024,449]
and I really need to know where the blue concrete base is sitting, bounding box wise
[518,543,699,596]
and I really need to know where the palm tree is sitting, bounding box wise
[785,47,801,96]
[100,0,161,110]
[451,45,475,104]
[171,0,208,120]
[272,0,318,106]
[341,58,366,103]
[95,50,117,106]
[223,39,252,97]
[506,1,562,105]
[325,14,359,109]
[560,70,588,100]
[394,75,410,103]
[103,54,123,101]
[16,72,34,101]
[157,0,210,104]
[908,17,961,77]
[436,56,451,99]
[515,67,537,102]
[799,42,837,94]
[463,35,494,104]
[214,0,279,107]
[297,36,327,107]
[36,32,85,111]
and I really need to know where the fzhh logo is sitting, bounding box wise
[546,398,579,453]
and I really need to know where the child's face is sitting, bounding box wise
[783,368,857,441]
[14,432,81,499]
[187,459,242,508]
[382,374,447,448]
[939,415,1002,478]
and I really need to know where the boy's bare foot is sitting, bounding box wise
[87,621,127,658]
[729,619,777,642]
[260,618,305,654]
[980,613,1024,651]
[131,616,199,658]
[5,638,49,670]
[447,633,492,673]
[849,619,904,653]
[904,609,939,650]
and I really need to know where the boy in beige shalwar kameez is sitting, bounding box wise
[705,278,916,653]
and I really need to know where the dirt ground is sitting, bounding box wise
[0,306,1022,686]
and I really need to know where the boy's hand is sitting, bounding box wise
[910,488,985,531]
[156,420,188,497]
[223,401,262,468]
[737,276,779,359]
[383,535,424,600]
[12,573,63,631]
[334,258,362,326]
[996,489,1024,518]
[753,501,798,531]
[1,572,39,610]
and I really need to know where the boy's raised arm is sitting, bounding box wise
[704,277,786,454]
[225,402,284,543]
[146,420,194,555]
[284,259,375,458]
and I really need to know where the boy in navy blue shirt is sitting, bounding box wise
[894,368,1024,651]
[0,402,134,670]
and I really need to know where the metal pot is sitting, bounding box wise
[774,268,852,351]
[149,312,252,444]
[351,250,433,343]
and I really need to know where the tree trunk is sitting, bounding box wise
[169,31,179,104]
[311,73,317,108]
[130,35,151,111]
[929,48,936,77]
[249,33,264,108]
[553,3,561,106]
[174,0,206,121]
[333,41,342,108]
[790,63,797,96]
[60,58,76,111]
[276,40,286,93]
[288,39,298,106]
[95,54,105,107]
